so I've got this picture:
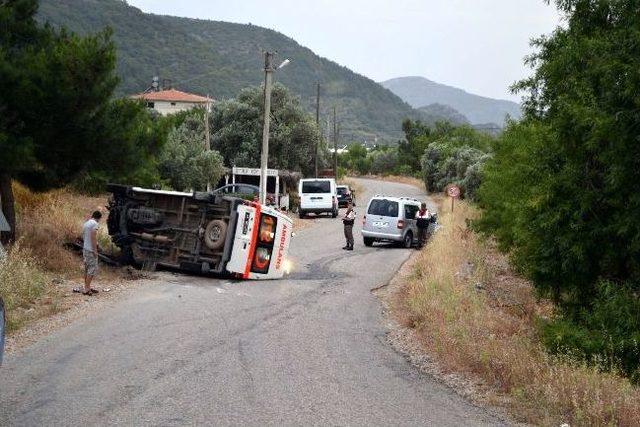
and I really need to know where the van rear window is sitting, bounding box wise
[302,181,331,193]
[368,199,399,217]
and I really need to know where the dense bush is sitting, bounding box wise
[475,0,640,379]
[417,124,492,200]
[339,144,372,175]
[369,149,399,175]
[541,280,640,382]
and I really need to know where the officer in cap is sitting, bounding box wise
[342,201,356,250]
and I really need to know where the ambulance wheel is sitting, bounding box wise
[363,237,374,247]
[299,210,306,219]
[204,219,227,250]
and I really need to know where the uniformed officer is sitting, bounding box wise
[415,202,431,248]
[342,201,356,250]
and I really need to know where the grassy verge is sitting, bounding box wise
[13,182,111,272]
[0,183,113,332]
[395,198,640,426]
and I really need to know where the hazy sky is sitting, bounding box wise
[127,0,562,102]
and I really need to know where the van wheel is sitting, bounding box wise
[403,232,413,249]
[363,237,374,247]
[204,219,227,250]
[299,210,306,219]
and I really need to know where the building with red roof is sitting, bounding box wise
[131,88,212,116]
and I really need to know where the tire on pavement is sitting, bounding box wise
[403,231,413,249]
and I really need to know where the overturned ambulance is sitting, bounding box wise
[106,185,293,280]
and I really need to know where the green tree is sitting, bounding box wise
[405,119,493,198]
[475,0,640,378]
[211,83,322,175]
[398,119,432,173]
[369,149,399,175]
[479,0,640,301]
[73,99,169,193]
[340,143,371,175]
[159,114,225,191]
[0,0,161,241]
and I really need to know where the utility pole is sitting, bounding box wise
[315,82,320,178]
[204,95,211,150]
[205,95,211,191]
[333,105,338,178]
[259,51,274,205]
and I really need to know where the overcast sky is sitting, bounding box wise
[127,0,562,102]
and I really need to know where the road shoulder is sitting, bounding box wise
[373,253,521,426]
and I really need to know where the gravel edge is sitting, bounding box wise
[372,252,526,427]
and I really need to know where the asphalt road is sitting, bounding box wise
[0,178,504,426]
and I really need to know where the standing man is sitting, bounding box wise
[415,202,431,248]
[74,210,102,295]
[342,201,356,251]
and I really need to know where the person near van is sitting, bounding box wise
[73,210,102,296]
[415,203,431,248]
[342,201,356,250]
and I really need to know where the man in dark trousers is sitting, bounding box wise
[415,202,431,248]
[342,201,356,250]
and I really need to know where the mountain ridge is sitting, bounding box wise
[38,0,425,142]
[37,0,515,142]
[380,76,522,125]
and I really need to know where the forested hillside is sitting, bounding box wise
[381,76,522,125]
[417,104,469,125]
[37,0,430,142]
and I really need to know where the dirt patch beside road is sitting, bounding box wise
[4,267,154,355]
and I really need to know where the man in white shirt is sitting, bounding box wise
[75,211,102,295]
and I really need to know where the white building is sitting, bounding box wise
[131,89,211,116]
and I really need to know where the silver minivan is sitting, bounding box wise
[362,196,421,248]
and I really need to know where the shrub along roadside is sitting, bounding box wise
[395,198,640,426]
[0,243,49,331]
[474,0,640,382]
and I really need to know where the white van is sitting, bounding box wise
[298,178,338,218]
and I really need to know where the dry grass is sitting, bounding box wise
[396,198,640,426]
[361,174,425,190]
[13,182,110,273]
[340,177,365,197]
[0,242,65,332]
[0,183,118,332]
